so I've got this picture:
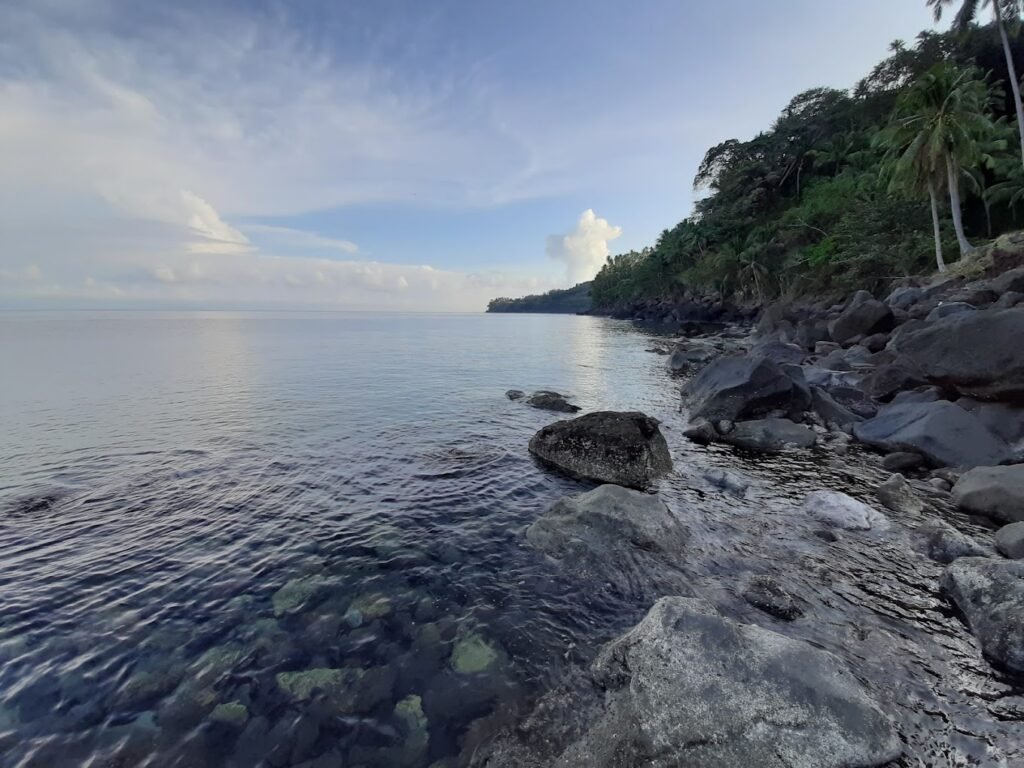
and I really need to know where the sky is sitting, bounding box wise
[0,0,941,311]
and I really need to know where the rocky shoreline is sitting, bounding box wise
[481,260,1024,766]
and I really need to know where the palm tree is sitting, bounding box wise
[877,62,996,264]
[929,0,1024,168]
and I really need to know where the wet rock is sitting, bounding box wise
[702,467,751,497]
[882,452,924,473]
[996,522,1024,559]
[667,342,716,371]
[829,290,895,345]
[811,386,863,428]
[803,490,889,531]
[209,701,248,728]
[272,576,323,617]
[505,390,525,401]
[473,597,901,768]
[853,401,1009,469]
[275,667,390,714]
[684,355,797,423]
[954,398,1024,446]
[893,308,1024,401]
[526,485,689,598]
[750,339,806,366]
[682,417,716,445]
[742,576,803,620]
[719,418,817,453]
[913,520,987,564]
[345,592,393,627]
[952,465,1024,524]
[525,391,580,414]
[926,302,976,321]
[861,332,890,353]
[393,694,429,766]
[528,411,672,489]
[941,558,1024,675]
[451,632,502,675]
[863,361,927,401]
[875,474,924,515]
[929,477,952,492]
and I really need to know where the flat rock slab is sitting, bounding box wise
[853,401,1009,469]
[941,558,1024,675]
[952,465,1024,524]
[803,490,889,531]
[528,411,672,489]
[473,597,901,768]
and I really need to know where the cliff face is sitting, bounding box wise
[487,282,592,314]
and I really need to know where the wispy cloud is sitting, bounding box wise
[240,225,359,255]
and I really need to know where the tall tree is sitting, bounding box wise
[929,0,1024,168]
[878,62,996,264]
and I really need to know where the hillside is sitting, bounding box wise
[487,282,592,314]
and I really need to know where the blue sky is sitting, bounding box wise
[0,0,939,310]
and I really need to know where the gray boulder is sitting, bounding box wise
[750,339,806,366]
[952,465,1024,524]
[525,391,580,413]
[996,522,1024,559]
[667,342,717,372]
[803,490,889,531]
[862,361,927,402]
[505,390,525,400]
[529,411,672,489]
[683,356,796,423]
[526,485,688,598]
[989,266,1024,296]
[925,302,976,321]
[853,401,1010,469]
[954,398,1024,446]
[473,598,901,768]
[720,418,817,453]
[811,386,863,428]
[941,558,1024,674]
[893,308,1024,401]
[886,285,924,311]
[875,474,924,514]
[829,291,895,345]
[913,520,987,564]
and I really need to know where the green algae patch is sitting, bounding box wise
[272,577,322,616]
[450,633,499,674]
[394,694,429,765]
[209,701,248,727]
[276,667,366,712]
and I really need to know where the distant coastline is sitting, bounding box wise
[486,282,592,314]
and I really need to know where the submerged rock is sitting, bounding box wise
[853,401,1009,469]
[528,411,672,489]
[526,485,689,598]
[450,633,502,675]
[719,418,817,453]
[952,465,1024,524]
[209,701,248,728]
[505,389,525,401]
[525,391,581,413]
[473,597,901,768]
[272,576,322,617]
[803,490,889,531]
[941,558,1024,675]
[913,520,987,564]
[996,522,1024,559]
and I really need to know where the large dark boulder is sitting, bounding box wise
[526,485,689,598]
[472,597,901,768]
[750,339,806,366]
[528,411,672,489]
[525,391,580,413]
[862,361,927,402]
[893,308,1024,402]
[941,558,1024,675]
[853,401,1010,469]
[683,356,796,423]
[829,291,895,345]
[811,386,864,428]
[952,465,1024,524]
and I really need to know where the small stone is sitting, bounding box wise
[742,576,803,621]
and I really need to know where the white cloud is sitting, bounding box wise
[240,224,359,255]
[546,209,623,285]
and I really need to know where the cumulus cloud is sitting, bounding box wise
[546,209,623,284]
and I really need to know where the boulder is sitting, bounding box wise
[886,285,924,311]
[803,490,889,531]
[893,308,1024,401]
[472,598,901,768]
[989,266,1024,296]
[829,291,895,345]
[811,386,863,428]
[794,318,831,350]
[682,418,716,445]
[529,412,672,489]
[925,302,976,322]
[525,391,580,413]
[875,474,924,514]
[913,520,987,564]
[996,522,1024,559]
[720,418,817,453]
[853,401,1010,469]
[891,387,943,405]
[994,290,1024,309]
[941,558,1024,675]
[667,342,716,372]
[505,390,525,401]
[683,356,796,423]
[952,465,1024,524]
[862,362,927,402]
[861,332,890,353]
[882,452,924,473]
[526,485,688,598]
[954,398,1024,446]
[749,339,806,366]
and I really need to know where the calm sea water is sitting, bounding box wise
[0,311,1021,767]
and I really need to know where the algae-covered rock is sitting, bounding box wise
[451,633,500,674]
[277,668,362,700]
[272,577,323,616]
[209,701,248,727]
[394,694,429,766]
[193,644,244,684]
[276,666,391,714]
[345,592,394,627]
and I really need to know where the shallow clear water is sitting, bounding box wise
[0,311,1021,767]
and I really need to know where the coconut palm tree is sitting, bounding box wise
[929,0,1024,168]
[877,62,996,264]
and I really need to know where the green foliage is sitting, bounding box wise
[487,282,592,313]
[583,21,1024,310]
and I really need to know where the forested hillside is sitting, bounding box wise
[587,19,1024,311]
[487,282,592,313]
